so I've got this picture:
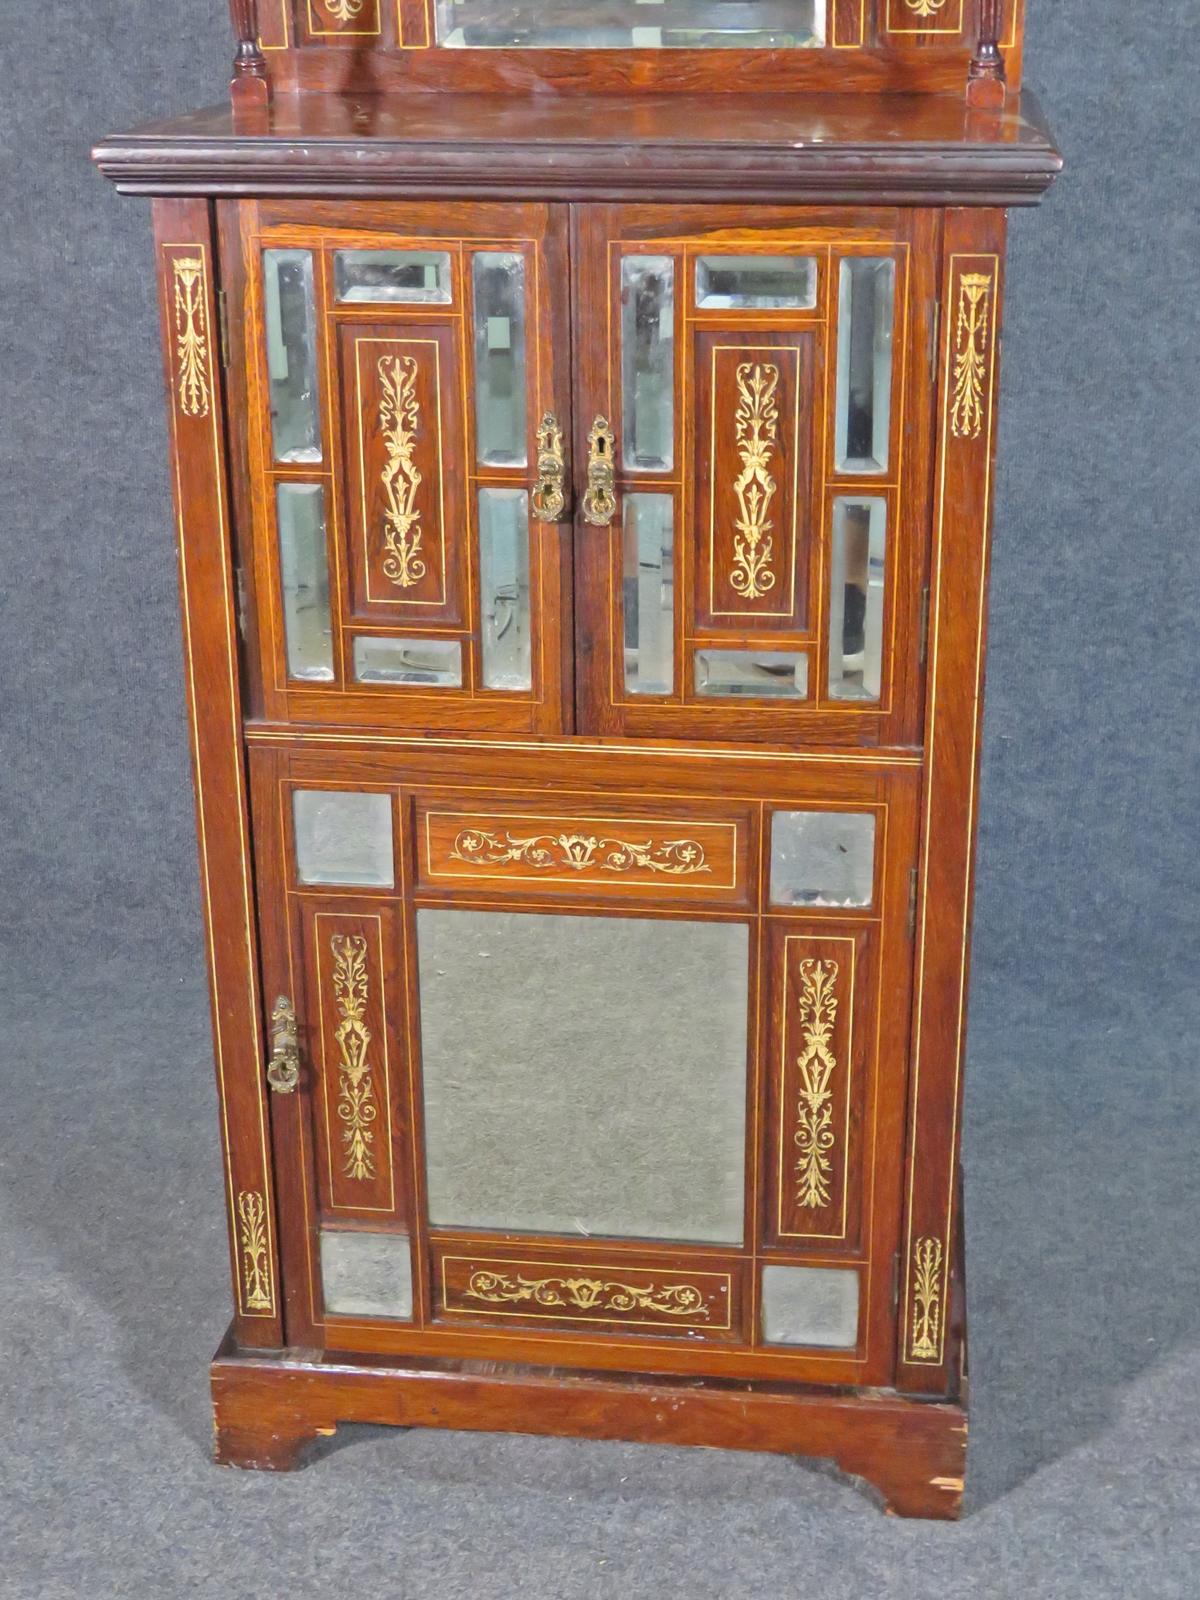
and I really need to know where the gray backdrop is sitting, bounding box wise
[2,2,1198,1596]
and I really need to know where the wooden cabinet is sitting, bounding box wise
[95,0,1059,1520]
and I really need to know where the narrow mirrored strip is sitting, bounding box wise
[828,496,887,702]
[353,636,463,687]
[622,493,674,696]
[293,790,395,887]
[695,649,809,700]
[834,257,896,474]
[334,250,452,305]
[695,255,818,311]
[472,252,528,467]
[263,249,321,464]
[770,810,876,909]
[478,488,532,691]
[276,483,334,682]
[621,256,675,473]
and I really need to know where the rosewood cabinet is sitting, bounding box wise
[95,0,1059,1520]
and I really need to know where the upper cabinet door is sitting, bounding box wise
[573,205,938,747]
[227,200,573,735]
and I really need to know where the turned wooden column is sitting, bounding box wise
[967,0,1007,108]
[228,0,271,113]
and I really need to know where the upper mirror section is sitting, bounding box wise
[236,0,1025,98]
[435,0,825,50]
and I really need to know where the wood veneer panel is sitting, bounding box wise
[152,199,283,1346]
[897,206,1007,1395]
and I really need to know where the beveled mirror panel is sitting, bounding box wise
[623,493,675,696]
[263,248,321,464]
[293,790,395,887]
[435,0,826,49]
[418,909,749,1243]
[277,483,334,681]
[320,1230,413,1320]
[770,810,876,908]
[834,258,895,475]
[761,1264,859,1348]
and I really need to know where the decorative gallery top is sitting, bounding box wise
[225,0,1017,106]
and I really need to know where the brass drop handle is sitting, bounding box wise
[581,415,617,528]
[530,412,568,523]
[265,996,301,1095]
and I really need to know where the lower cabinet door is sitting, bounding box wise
[249,737,919,1386]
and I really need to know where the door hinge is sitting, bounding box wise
[918,584,931,666]
[234,567,249,641]
[892,1250,902,1310]
[217,287,231,370]
[929,296,942,370]
[908,866,919,937]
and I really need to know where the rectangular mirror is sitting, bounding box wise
[436,0,826,49]
[623,493,675,696]
[334,250,452,305]
[761,1265,859,1348]
[695,255,818,311]
[828,496,887,702]
[478,488,532,691]
[472,252,528,467]
[320,1230,413,1320]
[293,790,395,887]
[770,810,876,908]
[621,256,675,472]
[263,249,321,464]
[277,484,334,682]
[695,648,809,700]
[352,636,463,687]
[419,909,749,1244]
[834,258,895,475]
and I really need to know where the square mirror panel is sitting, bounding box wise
[418,909,750,1244]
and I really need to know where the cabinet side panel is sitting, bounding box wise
[898,206,1007,1394]
[152,198,283,1346]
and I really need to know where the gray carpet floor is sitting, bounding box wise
[2,928,1196,1599]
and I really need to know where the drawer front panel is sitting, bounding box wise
[417,803,748,902]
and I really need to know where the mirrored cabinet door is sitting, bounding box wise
[249,745,920,1387]
[573,203,938,749]
[227,199,572,736]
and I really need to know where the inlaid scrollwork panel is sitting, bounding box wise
[884,0,965,34]
[768,927,870,1247]
[437,1251,734,1334]
[419,804,747,900]
[309,910,399,1217]
[305,0,382,36]
[340,322,469,629]
[693,330,814,635]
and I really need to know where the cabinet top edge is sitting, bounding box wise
[93,89,1061,206]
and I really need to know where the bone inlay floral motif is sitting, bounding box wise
[903,0,949,16]
[910,1235,944,1359]
[793,959,840,1210]
[450,829,711,876]
[377,353,426,588]
[950,272,992,439]
[323,0,366,19]
[173,256,210,419]
[465,1270,709,1319]
[236,1190,273,1311]
[729,361,781,601]
[330,933,377,1181]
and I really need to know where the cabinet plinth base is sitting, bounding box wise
[211,1330,967,1519]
